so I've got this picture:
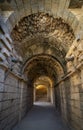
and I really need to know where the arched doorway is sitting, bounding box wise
[35,85,48,102]
[33,76,54,103]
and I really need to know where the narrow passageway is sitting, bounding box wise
[13,102,70,130]
[0,1,83,130]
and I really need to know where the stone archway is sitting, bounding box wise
[21,54,64,107]
[0,1,83,129]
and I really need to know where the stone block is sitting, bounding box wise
[5,74,18,87]
[62,10,70,22]
[65,0,71,9]
[2,100,10,110]
[5,33,12,44]
[0,111,18,129]
[0,52,6,62]
[31,0,38,5]
[0,83,4,92]
[6,19,13,34]
[12,11,20,26]
[7,13,16,29]
[72,18,79,33]
[51,3,58,17]
[67,12,75,25]
[0,68,5,82]
[38,0,45,12]
[0,34,12,51]
[0,102,2,112]
[31,5,38,14]
[22,0,31,15]
[16,0,25,11]
[71,93,80,100]
[57,0,67,17]
[1,47,10,58]
[0,93,3,101]
[80,93,83,101]
[0,20,9,34]
[45,0,51,11]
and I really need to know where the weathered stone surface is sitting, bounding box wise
[0,73,33,130]
[0,1,83,130]
[11,13,74,46]
[11,12,75,64]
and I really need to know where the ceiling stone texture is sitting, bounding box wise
[0,0,81,32]
[23,55,64,84]
[11,13,75,64]
[0,0,83,80]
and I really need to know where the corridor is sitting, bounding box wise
[13,102,70,130]
[0,1,83,130]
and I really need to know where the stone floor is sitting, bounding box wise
[13,102,71,130]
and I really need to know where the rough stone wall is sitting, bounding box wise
[55,39,83,130]
[55,73,83,130]
[0,20,12,66]
[0,71,20,130]
[0,0,80,34]
[0,67,33,130]
[0,2,83,130]
[0,19,33,130]
[20,82,33,120]
[69,71,83,130]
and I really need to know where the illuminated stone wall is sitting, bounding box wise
[0,0,83,130]
[55,39,83,130]
[0,65,33,130]
[0,20,33,130]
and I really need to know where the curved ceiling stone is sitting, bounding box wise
[11,13,74,45]
[34,76,53,89]
[23,55,64,85]
[11,12,75,64]
[14,35,66,64]
[0,0,81,33]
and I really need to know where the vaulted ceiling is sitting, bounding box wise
[0,0,82,83]
[23,55,64,85]
[11,13,75,64]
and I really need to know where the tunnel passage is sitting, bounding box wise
[0,3,83,129]
[34,76,53,103]
[11,12,75,65]
[10,13,75,123]
[35,84,48,102]
[23,55,64,105]
[10,13,75,119]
